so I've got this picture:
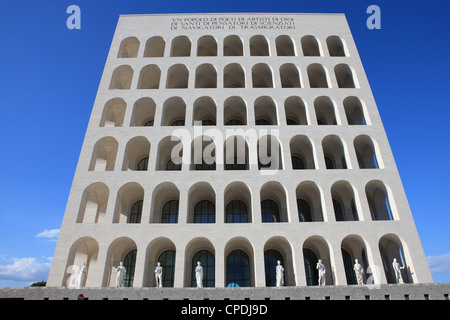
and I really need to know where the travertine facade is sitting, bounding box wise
[47,13,433,290]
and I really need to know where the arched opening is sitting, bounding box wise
[184,237,215,288]
[224,96,247,125]
[344,96,367,125]
[275,35,295,56]
[322,135,348,169]
[280,63,301,88]
[296,181,324,222]
[260,181,288,222]
[150,182,180,223]
[188,182,216,223]
[264,237,295,286]
[109,65,133,90]
[103,237,137,287]
[195,63,217,88]
[100,98,126,127]
[252,63,273,88]
[224,136,249,170]
[307,64,328,88]
[379,234,412,283]
[118,37,139,58]
[284,96,307,125]
[166,64,189,89]
[225,237,254,287]
[193,96,217,125]
[144,36,165,57]
[331,181,360,221]
[143,238,176,287]
[89,137,118,171]
[224,181,252,223]
[130,97,156,127]
[341,235,370,285]
[137,64,161,89]
[155,135,183,171]
[113,182,144,223]
[354,135,381,169]
[77,183,109,223]
[122,136,150,171]
[197,35,217,56]
[326,36,347,57]
[290,135,315,170]
[224,35,243,56]
[255,96,277,125]
[301,35,321,56]
[224,63,245,88]
[303,236,333,285]
[366,180,396,221]
[257,135,283,170]
[63,237,99,287]
[335,64,358,88]
[170,35,191,57]
[314,96,337,125]
[161,97,186,126]
[190,135,216,170]
[250,35,269,56]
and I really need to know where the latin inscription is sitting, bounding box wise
[170,16,296,30]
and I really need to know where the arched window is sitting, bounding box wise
[331,181,359,221]
[227,250,251,287]
[275,35,295,56]
[252,63,273,88]
[261,199,280,223]
[333,199,344,222]
[322,135,348,169]
[335,64,357,88]
[285,96,307,125]
[342,249,357,285]
[301,36,321,56]
[144,36,165,57]
[280,63,301,88]
[122,250,137,287]
[191,250,215,287]
[158,250,176,287]
[161,200,179,223]
[224,63,245,88]
[109,65,133,90]
[170,36,191,57]
[197,35,217,56]
[166,64,189,89]
[354,135,380,169]
[137,64,161,89]
[89,137,118,171]
[315,96,337,125]
[257,135,282,170]
[326,36,347,57]
[307,64,328,88]
[194,200,215,223]
[224,136,249,170]
[366,181,394,220]
[303,248,319,286]
[118,37,139,58]
[250,35,269,56]
[296,182,324,222]
[226,200,248,223]
[224,35,243,56]
[224,96,247,125]
[264,249,284,287]
[130,97,156,127]
[136,157,148,171]
[255,96,277,126]
[193,96,217,125]
[128,200,142,223]
[195,64,217,88]
[100,98,126,127]
[344,96,367,125]
[161,97,186,126]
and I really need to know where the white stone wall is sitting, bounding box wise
[47,13,433,289]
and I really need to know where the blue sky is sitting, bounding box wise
[0,0,449,286]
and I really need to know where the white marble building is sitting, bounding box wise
[46,13,433,289]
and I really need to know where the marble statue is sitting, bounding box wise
[392,258,405,284]
[116,261,126,287]
[195,261,203,288]
[353,259,364,285]
[75,262,87,289]
[155,262,163,287]
[275,260,285,287]
[316,259,326,286]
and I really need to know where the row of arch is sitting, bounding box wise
[100,95,368,128]
[118,34,348,58]
[77,179,396,224]
[89,134,382,172]
[66,233,412,288]
[109,63,358,90]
